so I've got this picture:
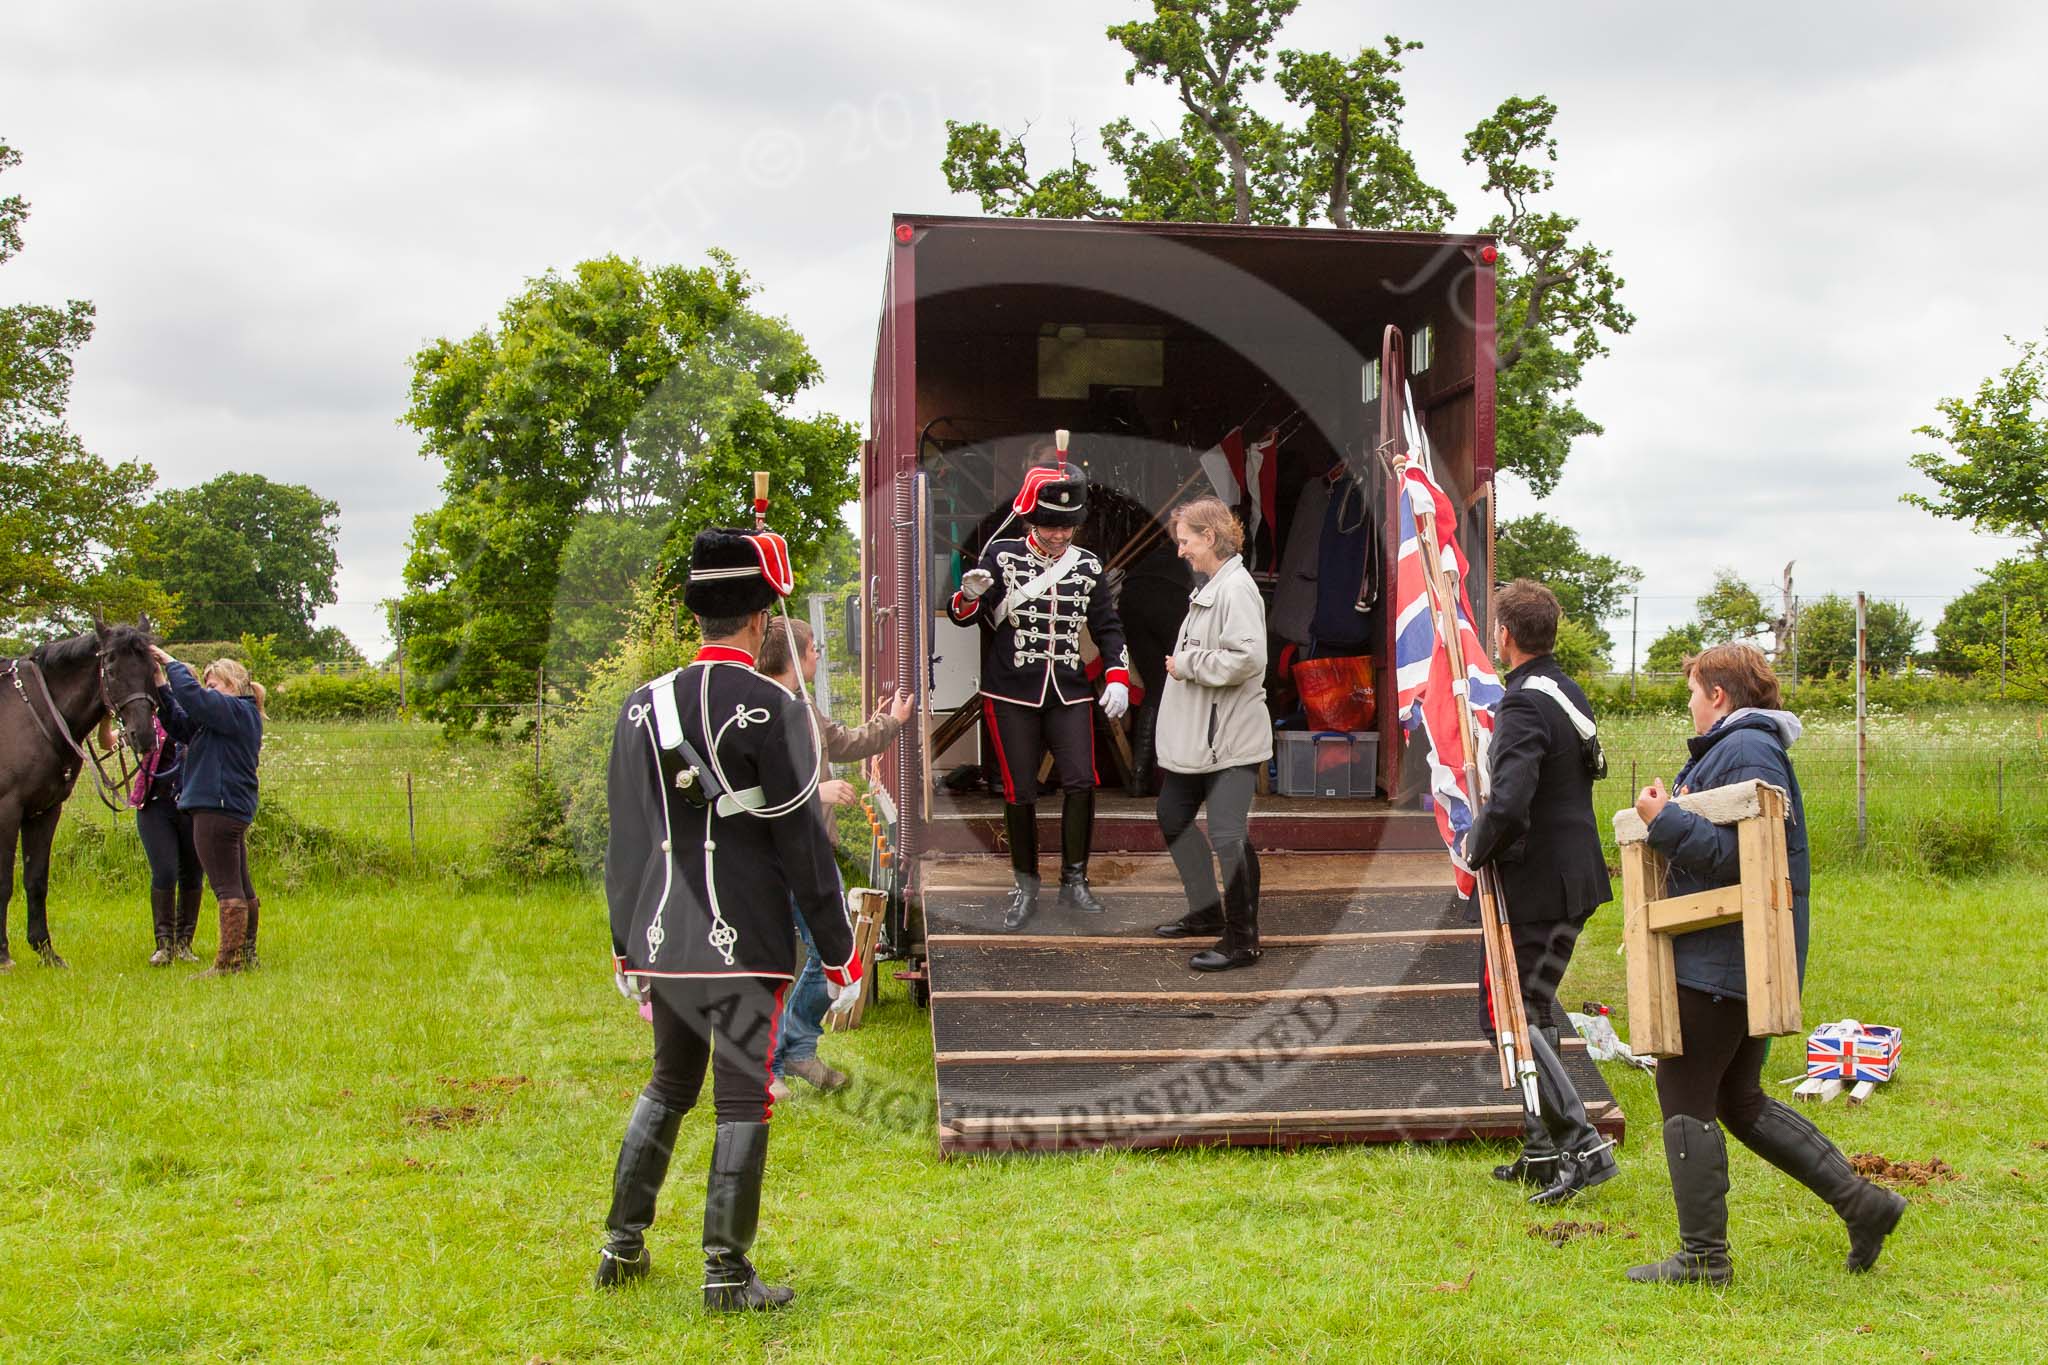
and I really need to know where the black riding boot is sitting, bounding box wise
[1627,1116,1734,1284]
[702,1122,795,1311]
[1494,1026,1563,1186]
[1190,837,1261,971]
[1528,1029,1618,1205]
[1124,699,1160,798]
[1055,789,1104,913]
[149,886,177,965]
[1735,1098,1906,1272]
[173,881,203,961]
[594,1093,686,1288]
[1002,803,1039,931]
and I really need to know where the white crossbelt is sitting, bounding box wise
[1000,547,1082,626]
[1519,675,1597,740]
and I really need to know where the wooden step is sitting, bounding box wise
[928,936,1482,995]
[936,1051,1624,1154]
[924,887,1466,938]
[932,987,1500,1054]
[922,851,1452,894]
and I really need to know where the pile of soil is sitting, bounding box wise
[1528,1220,1636,1246]
[1850,1153,1959,1186]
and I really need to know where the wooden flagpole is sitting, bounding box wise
[1383,325,1538,1116]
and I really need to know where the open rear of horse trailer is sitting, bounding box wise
[855,214,1622,1154]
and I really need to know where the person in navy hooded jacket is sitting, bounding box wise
[1625,643,1904,1285]
[149,646,265,976]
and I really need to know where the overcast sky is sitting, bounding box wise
[6,0,2043,656]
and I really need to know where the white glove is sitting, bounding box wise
[826,982,862,1024]
[959,568,995,600]
[1098,681,1130,720]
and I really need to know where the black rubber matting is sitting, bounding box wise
[933,989,1498,1054]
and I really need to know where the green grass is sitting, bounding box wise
[2,870,2044,1362]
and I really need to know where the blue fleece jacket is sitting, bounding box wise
[162,661,262,822]
[1645,708,1810,1000]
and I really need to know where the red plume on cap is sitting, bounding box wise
[1011,465,1068,518]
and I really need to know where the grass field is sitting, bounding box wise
[3,866,2044,1363]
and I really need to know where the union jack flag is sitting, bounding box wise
[1805,1022,1902,1084]
[1393,439,1502,898]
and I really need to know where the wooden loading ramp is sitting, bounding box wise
[922,853,1627,1156]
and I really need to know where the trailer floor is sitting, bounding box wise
[922,853,1626,1156]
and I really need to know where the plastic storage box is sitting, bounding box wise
[1275,730,1379,798]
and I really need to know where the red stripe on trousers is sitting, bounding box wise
[762,980,790,1122]
[983,697,1017,804]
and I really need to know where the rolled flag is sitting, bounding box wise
[1199,426,1246,504]
[1245,427,1279,566]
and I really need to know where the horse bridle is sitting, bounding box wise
[4,647,156,812]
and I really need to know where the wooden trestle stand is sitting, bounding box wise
[825,887,887,1033]
[1614,779,1802,1058]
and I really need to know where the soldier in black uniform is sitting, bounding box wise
[1464,579,1617,1206]
[595,526,862,1311]
[947,461,1131,930]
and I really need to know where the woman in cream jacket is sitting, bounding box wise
[1150,496,1272,971]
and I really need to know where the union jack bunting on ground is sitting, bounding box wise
[1393,453,1503,898]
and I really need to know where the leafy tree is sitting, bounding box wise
[1493,511,1640,658]
[0,139,168,637]
[1549,615,1601,679]
[122,472,340,648]
[1793,594,1922,679]
[394,252,858,724]
[1463,97,1634,495]
[1906,335,2048,554]
[304,625,365,667]
[1933,555,2048,676]
[938,5,1629,495]
[1696,570,1771,645]
[1644,622,1704,674]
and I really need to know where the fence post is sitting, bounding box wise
[406,771,417,857]
[1628,595,1639,702]
[536,666,545,779]
[808,593,834,720]
[2000,594,2008,701]
[1998,757,2005,819]
[1855,591,1868,848]
[1789,595,1799,687]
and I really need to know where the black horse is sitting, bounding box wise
[0,617,160,969]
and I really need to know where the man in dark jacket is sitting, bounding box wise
[1463,579,1617,1205]
[596,526,862,1312]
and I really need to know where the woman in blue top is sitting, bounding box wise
[150,647,265,976]
[1625,643,1904,1285]
[129,689,205,965]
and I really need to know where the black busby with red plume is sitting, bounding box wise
[682,526,794,618]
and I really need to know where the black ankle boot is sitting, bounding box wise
[595,1093,685,1288]
[1055,790,1104,912]
[1736,1098,1906,1272]
[1495,1026,1562,1185]
[1002,802,1039,930]
[1527,1029,1618,1205]
[1154,909,1224,939]
[1628,1116,1734,1284]
[703,1122,795,1311]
